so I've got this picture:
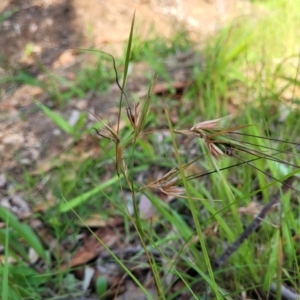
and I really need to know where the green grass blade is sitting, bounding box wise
[36,102,74,135]
[95,276,107,297]
[0,229,29,261]
[0,9,16,23]
[70,208,155,300]
[15,71,45,87]
[0,207,48,261]
[122,11,135,91]
[58,175,120,212]
[165,109,222,299]
[2,211,9,300]
[136,75,154,135]
[116,11,135,135]
[263,230,280,290]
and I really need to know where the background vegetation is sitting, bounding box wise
[1,0,300,299]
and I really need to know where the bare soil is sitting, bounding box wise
[0,0,254,174]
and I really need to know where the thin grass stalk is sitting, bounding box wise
[110,12,165,295]
[118,11,135,135]
[67,206,155,300]
[246,115,270,201]
[2,212,9,300]
[189,184,236,240]
[233,154,300,193]
[185,142,300,184]
[126,136,165,299]
[209,159,257,276]
[165,109,222,299]
[276,230,283,300]
[205,147,243,234]
[121,58,164,300]
[75,48,129,106]
[142,232,200,299]
[281,194,299,276]
[116,127,165,296]
[212,176,295,271]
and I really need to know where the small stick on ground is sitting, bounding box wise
[212,176,296,271]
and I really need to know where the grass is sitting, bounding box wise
[1,1,300,299]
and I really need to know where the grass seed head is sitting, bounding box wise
[205,138,225,159]
[191,117,225,131]
[126,102,141,130]
[175,116,235,159]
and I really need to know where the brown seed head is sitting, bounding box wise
[191,117,224,131]
[205,139,225,159]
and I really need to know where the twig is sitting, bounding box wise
[212,176,296,271]
[270,282,300,300]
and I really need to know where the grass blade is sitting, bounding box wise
[165,109,222,299]
[122,11,135,91]
[0,207,48,261]
[0,229,29,261]
[116,11,135,135]
[58,175,120,212]
[36,102,74,135]
[2,211,9,300]
[212,176,295,271]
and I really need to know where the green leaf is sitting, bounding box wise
[263,230,280,289]
[0,207,48,261]
[0,10,16,23]
[95,276,107,297]
[36,102,75,135]
[135,76,154,136]
[58,175,120,213]
[280,75,300,87]
[9,265,47,287]
[122,11,135,90]
[2,214,9,300]
[74,111,87,132]
[0,229,29,262]
[15,71,45,87]
[0,264,47,299]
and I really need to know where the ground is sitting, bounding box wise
[0,0,251,174]
[3,1,293,299]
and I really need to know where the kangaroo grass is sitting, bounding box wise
[171,116,299,297]
[174,116,300,179]
[113,13,166,298]
[5,3,300,297]
[64,55,300,296]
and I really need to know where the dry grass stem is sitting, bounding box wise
[89,111,122,175]
[138,158,200,192]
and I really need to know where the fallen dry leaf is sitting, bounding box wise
[67,227,119,268]
[238,201,263,216]
[139,193,156,219]
[153,81,190,96]
[53,49,78,69]
[77,215,124,228]
[31,149,95,175]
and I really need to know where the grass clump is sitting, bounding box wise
[2,1,300,299]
